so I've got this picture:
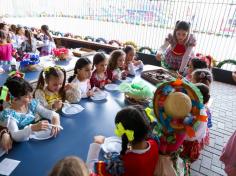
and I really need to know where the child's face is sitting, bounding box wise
[15,92,32,105]
[188,62,194,74]
[47,75,64,92]
[19,28,25,36]
[190,75,197,83]
[176,30,188,43]
[126,50,135,62]
[117,55,125,68]
[96,60,108,73]
[77,64,92,80]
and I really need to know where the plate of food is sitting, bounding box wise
[62,103,84,116]
[30,126,53,140]
[104,84,119,91]
[101,136,122,154]
[91,90,107,101]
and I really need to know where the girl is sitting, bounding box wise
[0,30,14,72]
[39,25,55,56]
[220,130,236,176]
[49,156,89,176]
[91,105,159,176]
[186,58,208,80]
[90,52,111,88]
[191,69,213,87]
[15,26,26,49]
[107,50,127,81]
[124,45,144,75]
[34,66,72,110]
[156,21,196,73]
[0,75,61,142]
[68,57,94,98]
[23,29,37,53]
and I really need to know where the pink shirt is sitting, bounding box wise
[0,43,13,61]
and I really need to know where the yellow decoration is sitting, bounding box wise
[114,122,134,142]
[145,107,155,122]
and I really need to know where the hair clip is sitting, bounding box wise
[8,71,25,79]
[114,122,134,142]
[199,72,206,79]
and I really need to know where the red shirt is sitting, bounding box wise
[90,70,109,88]
[0,43,13,61]
[172,43,186,56]
[122,139,159,176]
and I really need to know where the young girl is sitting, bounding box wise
[186,58,208,80]
[191,69,213,87]
[0,30,14,72]
[107,50,126,81]
[23,29,37,53]
[15,26,26,49]
[124,45,144,75]
[68,57,94,98]
[90,52,111,88]
[39,25,55,56]
[0,75,61,142]
[156,21,196,73]
[220,130,236,176]
[49,156,89,176]
[34,66,72,111]
[90,105,159,176]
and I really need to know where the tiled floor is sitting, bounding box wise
[191,81,236,176]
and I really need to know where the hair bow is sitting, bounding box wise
[8,71,25,78]
[114,122,134,142]
[145,107,155,123]
[0,86,9,101]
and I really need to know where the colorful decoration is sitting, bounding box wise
[153,78,206,138]
[0,86,11,111]
[119,81,153,105]
[195,53,213,68]
[52,48,69,61]
[19,53,40,72]
[123,41,138,50]
[8,71,25,78]
[114,122,134,142]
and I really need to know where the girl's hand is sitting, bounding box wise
[51,116,61,137]
[31,120,49,131]
[52,100,63,110]
[94,135,105,144]
[1,133,12,153]
[87,90,95,97]
[156,53,162,61]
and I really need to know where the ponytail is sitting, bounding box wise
[34,70,46,97]
[120,135,129,155]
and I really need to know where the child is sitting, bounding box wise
[68,57,94,98]
[124,45,144,75]
[0,75,61,142]
[90,105,159,176]
[34,66,72,110]
[186,58,208,80]
[107,50,126,81]
[220,130,236,176]
[90,52,111,88]
[39,25,55,56]
[23,29,37,53]
[49,156,89,176]
[191,69,213,86]
[0,30,14,72]
[15,26,26,49]
[156,21,196,73]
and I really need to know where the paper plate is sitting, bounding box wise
[0,147,6,157]
[104,84,119,91]
[30,127,53,140]
[91,90,107,101]
[62,103,84,116]
[101,136,122,153]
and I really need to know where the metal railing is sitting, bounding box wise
[1,0,236,70]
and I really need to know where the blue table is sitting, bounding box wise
[0,54,95,86]
[0,65,159,176]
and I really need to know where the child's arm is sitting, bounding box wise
[156,35,171,61]
[179,46,194,73]
[0,127,12,152]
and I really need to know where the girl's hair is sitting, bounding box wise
[123,45,135,55]
[16,26,24,35]
[115,105,150,155]
[25,29,33,51]
[10,24,17,33]
[0,23,7,30]
[68,57,91,83]
[107,50,125,70]
[190,58,208,70]
[192,69,213,86]
[34,67,66,101]
[92,52,107,70]
[41,25,53,41]
[173,21,190,41]
[5,76,33,98]
[195,83,210,104]
[0,30,7,43]
[48,156,89,176]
